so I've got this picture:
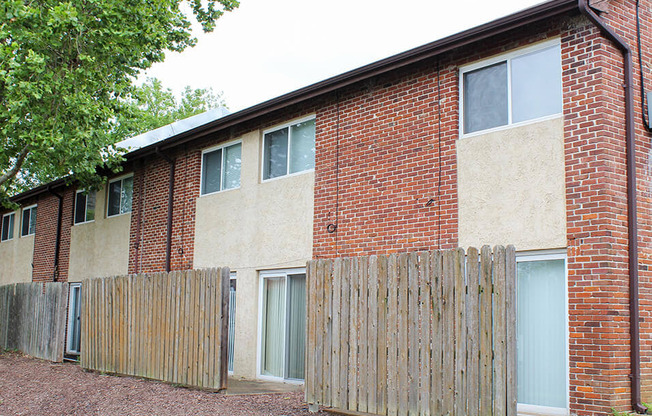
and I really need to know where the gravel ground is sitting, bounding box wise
[0,351,325,416]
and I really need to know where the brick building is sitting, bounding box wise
[0,0,651,414]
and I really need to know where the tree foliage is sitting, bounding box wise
[0,0,238,206]
[116,78,226,138]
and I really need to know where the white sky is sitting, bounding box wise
[144,0,545,112]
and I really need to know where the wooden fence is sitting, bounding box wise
[0,282,69,362]
[81,268,230,390]
[305,246,517,416]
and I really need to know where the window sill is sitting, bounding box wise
[460,113,562,139]
[261,168,314,184]
[106,212,131,219]
[518,403,568,416]
[200,186,241,198]
[73,220,95,226]
[255,374,305,385]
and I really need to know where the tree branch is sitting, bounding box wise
[0,145,30,188]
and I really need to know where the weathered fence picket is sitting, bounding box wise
[306,246,517,416]
[80,268,230,390]
[0,282,69,362]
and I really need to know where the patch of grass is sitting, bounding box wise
[611,407,650,416]
[169,382,193,389]
[0,349,16,358]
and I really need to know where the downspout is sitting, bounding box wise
[134,158,145,274]
[578,0,646,413]
[47,187,63,282]
[155,147,175,273]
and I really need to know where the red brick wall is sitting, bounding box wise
[563,21,632,413]
[602,0,652,408]
[32,189,73,282]
[313,62,459,258]
[128,155,175,273]
[563,1,652,412]
[169,149,201,271]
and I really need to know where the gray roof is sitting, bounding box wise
[117,107,230,152]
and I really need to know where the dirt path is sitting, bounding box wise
[0,352,324,416]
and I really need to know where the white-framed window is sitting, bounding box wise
[74,190,96,225]
[20,205,37,237]
[201,141,242,195]
[460,39,562,136]
[258,268,306,382]
[262,116,315,180]
[107,175,133,217]
[1,212,15,242]
[516,250,568,415]
[66,283,82,355]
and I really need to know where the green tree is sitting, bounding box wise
[116,77,226,138]
[0,0,238,206]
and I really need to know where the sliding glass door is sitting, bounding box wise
[260,270,306,381]
[517,254,567,414]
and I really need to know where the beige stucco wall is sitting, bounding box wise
[457,117,567,251]
[0,210,34,285]
[194,128,314,379]
[68,185,131,282]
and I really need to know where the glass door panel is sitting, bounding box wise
[517,258,566,409]
[67,284,82,355]
[260,271,307,381]
[286,274,306,380]
[262,277,285,377]
[228,278,237,373]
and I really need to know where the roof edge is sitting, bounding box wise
[11,178,68,204]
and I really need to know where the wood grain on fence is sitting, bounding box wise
[80,268,230,390]
[305,246,517,416]
[0,282,69,362]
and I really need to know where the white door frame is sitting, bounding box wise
[256,268,306,384]
[516,249,569,416]
[66,283,82,355]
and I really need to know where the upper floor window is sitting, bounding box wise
[263,117,315,180]
[74,190,96,224]
[1,212,15,242]
[21,205,37,236]
[461,41,562,135]
[201,141,242,195]
[107,175,133,217]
